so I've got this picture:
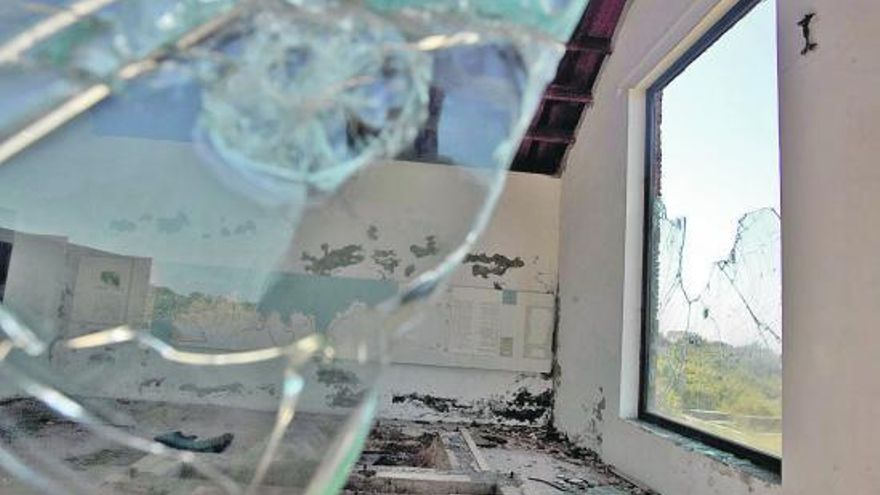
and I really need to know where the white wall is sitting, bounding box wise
[0,130,560,425]
[556,0,880,494]
[777,1,880,493]
[379,170,559,423]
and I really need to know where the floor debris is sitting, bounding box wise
[153,431,234,453]
[65,448,145,470]
[0,399,657,494]
[357,420,657,495]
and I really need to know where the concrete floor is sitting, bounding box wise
[0,398,653,495]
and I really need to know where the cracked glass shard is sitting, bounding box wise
[0,0,581,494]
[194,5,432,196]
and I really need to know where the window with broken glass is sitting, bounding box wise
[640,0,781,471]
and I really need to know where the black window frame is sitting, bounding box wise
[638,0,781,474]
[0,239,11,302]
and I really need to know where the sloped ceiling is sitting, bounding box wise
[511,0,629,176]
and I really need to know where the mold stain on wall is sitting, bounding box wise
[317,366,366,408]
[585,387,606,447]
[390,386,555,425]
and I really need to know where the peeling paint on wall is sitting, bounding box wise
[463,252,526,278]
[316,367,359,386]
[317,366,365,408]
[88,352,115,364]
[109,219,137,232]
[327,387,366,408]
[156,211,190,234]
[409,235,438,258]
[301,243,365,275]
[371,249,401,275]
[232,220,257,235]
[138,377,165,393]
[257,384,277,397]
[179,383,245,397]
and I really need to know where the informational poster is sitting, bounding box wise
[393,285,555,373]
[524,306,554,359]
[449,296,502,357]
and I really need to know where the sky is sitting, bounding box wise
[659,0,780,294]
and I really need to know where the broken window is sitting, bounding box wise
[641,0,781,470]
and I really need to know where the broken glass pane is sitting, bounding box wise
[644,0,781,458]
[0,0,581,493]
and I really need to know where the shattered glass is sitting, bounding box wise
[647,203,781,456]
[0,0,581,493]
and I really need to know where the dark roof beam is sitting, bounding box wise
[523,129,576,144]
[545,84,593,104]
[567,36,612,54]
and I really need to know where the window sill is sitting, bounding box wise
[622,418,782,486]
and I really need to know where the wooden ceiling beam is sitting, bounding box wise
[522,129,576,144]
[567,36,612,54]
[545,84,594,104]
